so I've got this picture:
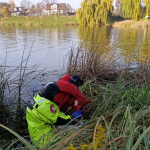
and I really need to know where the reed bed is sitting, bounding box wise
[113,19,150,28]
[0,40,45,148]
[66,42,119,81]
[66,38,150,85]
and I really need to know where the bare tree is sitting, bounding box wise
[30,4,35,14]
[115,0,121,16]
[41,0,58,6]
[21,0,26,8]
[21,0,33,9]
[66,4,74,13]
[8,0,15,12]
[27,0,33,9]
[35,3,42,14]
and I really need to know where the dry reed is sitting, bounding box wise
[65,39,150,85]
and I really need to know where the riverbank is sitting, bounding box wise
[1,15,150,28]
[0,15,78,26]
[1,39,150,149]
[112,19,150,28]
[1,77,150,149]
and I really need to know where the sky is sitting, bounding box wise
[0,0,83,10]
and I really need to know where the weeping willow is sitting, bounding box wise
[133,0,141,21]
[120,0,141,21]
[143,0,150,16]
[76,0,113,25]
[121,0,133,19]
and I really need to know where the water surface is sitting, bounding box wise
[0,25,150,95]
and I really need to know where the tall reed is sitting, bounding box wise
[0,36,42,148]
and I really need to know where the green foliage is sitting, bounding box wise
[0,16,78,26]
[120,0,134,19]
[76,0,113,25]
[2,6,10,17]
[143,0,150,16]
[120,0,150,21]
[3,81,150,149]
[97,82,150,113]
[133,0,141,21]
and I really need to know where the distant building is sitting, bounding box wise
[44,3,67,15]
[25,9,41,16]
[11,7,26,16]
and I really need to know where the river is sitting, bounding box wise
[0,25,150,98]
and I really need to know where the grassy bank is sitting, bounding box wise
[1,15,149,28]
[0,15,78,26]
[2,79,150,149]
[1,38,150,149]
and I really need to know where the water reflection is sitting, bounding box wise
[76,26,150,65]
[0,26,79,76]
[77,26,111,54]
[1,26,150,76]
[118,28,138,63]
[139,27,150,63]
[117,28,150,64]
[1,25,150,101]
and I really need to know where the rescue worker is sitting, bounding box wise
[54,74,89,113]
[26,82,83,148]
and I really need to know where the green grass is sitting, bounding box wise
[0,15,78,26]
[2,78,150,149]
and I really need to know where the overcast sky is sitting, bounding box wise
[0,0,84,10]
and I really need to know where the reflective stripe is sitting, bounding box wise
[38,99,45,104]
[74,100,78,106]
[45,82,54,88]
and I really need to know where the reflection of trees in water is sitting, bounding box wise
[77,25,111,55]
[118,28,150,63]
[0,26,18,54]
[0,26,77,46]
[138,28,150,63]
[0,26,17,35]
[118,28,137,63]
[77,26,150,65]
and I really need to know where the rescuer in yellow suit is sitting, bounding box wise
[26,82,83,147]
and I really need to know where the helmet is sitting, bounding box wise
[39,82,60,101]
[69,74,84,87]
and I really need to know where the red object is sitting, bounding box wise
[60,75,71,82]
[50,104,57,114]
[54,75,89,112]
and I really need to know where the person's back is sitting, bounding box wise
[27,94,57,147]
[55,75,89,112]
[26,82,72,147]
